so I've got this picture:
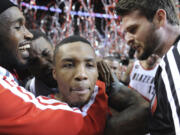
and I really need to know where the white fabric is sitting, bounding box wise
[129,61,159,101]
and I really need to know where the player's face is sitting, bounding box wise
[30,37,56,87]
[53,41,98,107]
[0,7,33,67]
[122,10,160,60]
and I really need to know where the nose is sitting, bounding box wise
[124,32,134,46]
[74,64,88,81]
[24,27,33,40]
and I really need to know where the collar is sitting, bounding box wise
[173,35,180,46]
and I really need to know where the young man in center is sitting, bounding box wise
[52,35,109,135]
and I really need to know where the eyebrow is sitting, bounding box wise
[61,58,73,62]
[61,58,95,62]
[11,18,25,24]
[85,58,96,62]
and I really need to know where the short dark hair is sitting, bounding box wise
[53,35,92,64]
[115,0,179,25]
[29,29,52,44]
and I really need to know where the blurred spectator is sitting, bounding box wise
[103,56,121,80]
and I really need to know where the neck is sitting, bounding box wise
[156,25,180,57]
[140,61,155,69]
[55,93,63,101]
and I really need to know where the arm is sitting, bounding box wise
[105,82,149,135]
[0,74,83,135]
[97,60,149,135]
[120,62,134,85]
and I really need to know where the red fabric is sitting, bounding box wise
[0,76,83,135]
[50,80,109,135]
[79,80,109,135]
[0,72,109,135]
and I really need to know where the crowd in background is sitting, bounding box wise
[11,0,180,78]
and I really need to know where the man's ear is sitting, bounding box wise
[52,68,57,80]
[153,9,167,28]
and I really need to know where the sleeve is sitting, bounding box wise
[0,75,84,135]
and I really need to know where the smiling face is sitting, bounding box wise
[122,10,161,60]
[53,41,98,107]
[0,7,33,70]
[30,37,56,87]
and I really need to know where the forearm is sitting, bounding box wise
[105,102,149,135]
[105,85,149,135]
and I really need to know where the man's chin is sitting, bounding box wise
[137,52,150,60]
[19,58,28,66]
[68,90,93,107]
[69,99,89,108]
[69,102,84,108]
[15,57,29,70]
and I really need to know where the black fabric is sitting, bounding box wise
[149,38,180,135]
[173,35,180,46]
[149,67,175,135]
[0,0,16,14]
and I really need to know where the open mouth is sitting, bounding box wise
[18,42,31,59]
[18,41,31,51]
[18,44,31,51]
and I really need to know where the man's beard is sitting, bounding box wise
[0,45,28,73]
[139,24,159,60]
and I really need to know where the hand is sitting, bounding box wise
[97,60,122,95]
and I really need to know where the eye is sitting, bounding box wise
[63,63,74,68]
[14,25,21,30]
[128,26,137,34]
[86,63,95,68]
[14,22,23,30]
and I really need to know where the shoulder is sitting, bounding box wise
[0,66,18,83]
